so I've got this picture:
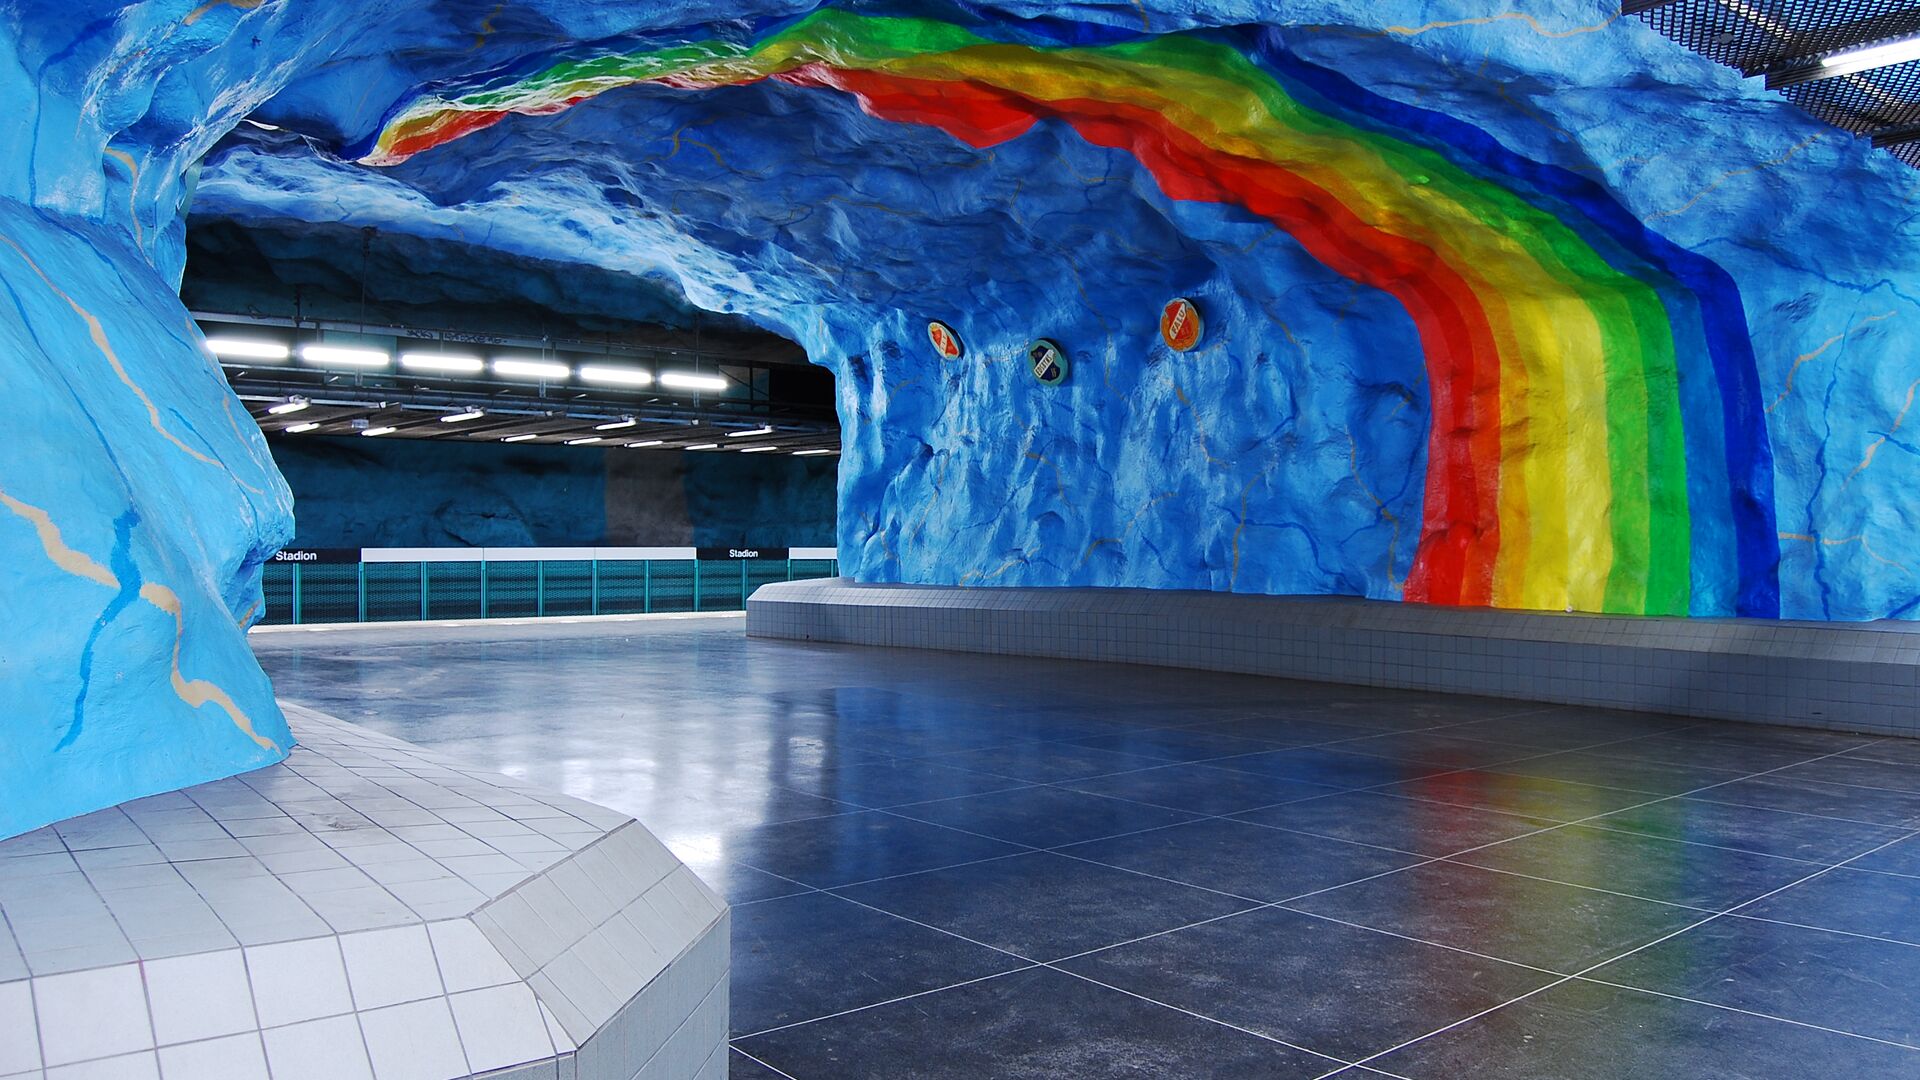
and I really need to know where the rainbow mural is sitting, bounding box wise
[361,11,1778,618]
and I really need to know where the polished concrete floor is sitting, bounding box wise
[252,615,1920,1079]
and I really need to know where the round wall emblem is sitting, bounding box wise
[1027,339,1068,386]
[1160,297,1203,352]
[928,320,964,360]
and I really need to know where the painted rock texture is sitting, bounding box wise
[4,0,1920,834]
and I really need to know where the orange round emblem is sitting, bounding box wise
[1160,298,1203,352]
[928,321,964,360]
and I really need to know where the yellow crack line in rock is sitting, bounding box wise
[1844,374,1920,489]
[0,233,269,498]
[141,582,281,752]
[1380,12,1619,38]
[961,555,1026,584]
[0,490,118,587]
[1768,333,1842,416]
[103,148,144,250]
[1779,532,1912,574]
[0,488,280,750]
[1023,450,1072,506]
[1171,382,1233,467]
[1080,491,1176,567]
[471,2,504,50]
[1644,132,1825,223]
[1767,309,1896,415]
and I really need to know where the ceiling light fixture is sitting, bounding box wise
[683,443,719,451]
[739,445,780,453]
[361,426,398,437]
[206,338,290,361]
[578,365,654,387]
[659,372,728,392]
[625,440,664,448]
[440,409,486,423]
[493,358,570,379]
[400,352,484,374]
[1818,33,1920,79]
[727,426,774,438]
[300,344,390,368]
[501,433,539,443]
[267,398,310,415]
[564,436,603,445]
[594,418,638,431]
[793,449,836,456]
[284,422,321,434]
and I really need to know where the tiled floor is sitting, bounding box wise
[252,615,1920,1079]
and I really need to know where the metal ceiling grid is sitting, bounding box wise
[1627,0,1920,164]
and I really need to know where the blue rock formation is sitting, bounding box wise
[6,0,1920,836]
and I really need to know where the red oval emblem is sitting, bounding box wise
[1160,298,1203,352]
[928,321,964,360]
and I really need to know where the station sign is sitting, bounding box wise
[1160,297,1204,352]
[1026,338,1069,386]
[697,547,791,560]
[271,548,362,564]
[928,321,965,360]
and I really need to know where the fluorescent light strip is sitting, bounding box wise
[793,449,836,456]
[400,352,484,374]
[739,445,780,453]
[594,418,638,431]
[493,358,570,379]
[284,422,320,434]
[266,399,309,415]
[501,434,539,443]
[683,443,719,451]
[565,436,603,445]
[625,440,664,448]
[727,426,774,438]
[206,338,290,361]
[578,365,653,386]
[440,410,486,423]
[1819,34,1920,79]
[361,426,398,437]
[659,372,728,392]
[300,344,390,368]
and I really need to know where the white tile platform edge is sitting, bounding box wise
[0,706,729,1080]
[748,578,1920,736]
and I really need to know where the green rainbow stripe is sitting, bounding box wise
[361,10,1777,616]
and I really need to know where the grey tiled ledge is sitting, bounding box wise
[747,579,1920,735]
[0,704,729,1080]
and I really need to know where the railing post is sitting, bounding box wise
[740,558,749,607]
[292,564,303,625]
[536,561,546,618]
[356,561,366,623]
[591,559,601,616]
[693,559,702,612]
[643,560,652,613]
[420,562,429,621]
[480,560,489,620]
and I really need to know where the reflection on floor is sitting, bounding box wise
[252,616,1920,1079]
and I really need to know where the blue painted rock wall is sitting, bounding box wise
[7,0,1920,837]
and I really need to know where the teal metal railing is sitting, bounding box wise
[260,553,838,625]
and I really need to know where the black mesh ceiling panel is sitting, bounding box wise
[1628,0,1920,167]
